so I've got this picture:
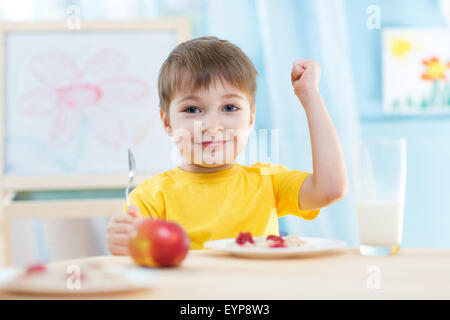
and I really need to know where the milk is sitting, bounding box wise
[356,202,404,246]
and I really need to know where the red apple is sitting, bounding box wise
[129,219,190,267]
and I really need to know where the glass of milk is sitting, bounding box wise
[353,139,406,256]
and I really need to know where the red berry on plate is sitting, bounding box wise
[266,235,287,248]
[266,235,284,242]
[235,232,255,245]
[25,263,47,275]
[268,241,287,248]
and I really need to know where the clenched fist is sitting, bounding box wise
[291,59,322,101]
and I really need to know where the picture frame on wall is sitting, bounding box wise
[382,28,450,115]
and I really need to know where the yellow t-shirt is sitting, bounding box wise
[124,162,320,249]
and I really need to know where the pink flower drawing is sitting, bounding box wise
[19,49,150,148]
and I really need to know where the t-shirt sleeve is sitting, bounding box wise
[122,182,165,219]
[253,162,320,220]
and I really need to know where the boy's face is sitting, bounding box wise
[161,79,255,169]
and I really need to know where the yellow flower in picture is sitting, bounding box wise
[390,37,415,59]
[421,57,450,81]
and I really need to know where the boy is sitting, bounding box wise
[107,36,348,254]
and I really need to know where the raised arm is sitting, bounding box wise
[290,60,349,210]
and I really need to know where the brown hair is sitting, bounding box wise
[157,36,258,118]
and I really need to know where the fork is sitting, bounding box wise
[279,230,289,237]
[125,148,136,207]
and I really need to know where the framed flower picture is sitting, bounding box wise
[382,28,450,114]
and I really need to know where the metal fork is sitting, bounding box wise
[279,230,289,237]
[125,148,136,207]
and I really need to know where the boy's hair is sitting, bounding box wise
[158,36,258,118]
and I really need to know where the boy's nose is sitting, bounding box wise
[203,129,225,141]
[193,119,226,142]
[202,125,226,142]
[202,117,224,133]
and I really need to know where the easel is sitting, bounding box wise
[0,18,191,266]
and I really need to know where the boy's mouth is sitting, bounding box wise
[201,140,229,148]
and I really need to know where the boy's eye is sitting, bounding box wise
[223,104,239,112]
[183,104,239,113]
[184,106,200,113]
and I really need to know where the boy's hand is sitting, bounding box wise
[106,205,142,256]
[291,60,321,102]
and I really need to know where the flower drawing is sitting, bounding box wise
[19,49,150,148]
[421,57,450,81]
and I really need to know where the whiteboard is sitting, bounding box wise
[1,20,191,187]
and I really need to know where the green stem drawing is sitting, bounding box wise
[6,116,88,174]
[446,83,450,106]
[430,80,438,107]
[394,80,450,111]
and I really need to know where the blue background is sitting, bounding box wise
[1,0,449,264]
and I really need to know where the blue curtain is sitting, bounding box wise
[202,0,361,245]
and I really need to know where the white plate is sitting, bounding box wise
[204,237,346,258]
[0,264,158,295]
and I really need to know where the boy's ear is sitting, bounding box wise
[160,109,172,136]
[249,104,256,130]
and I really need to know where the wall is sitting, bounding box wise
[345,0,450,248]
